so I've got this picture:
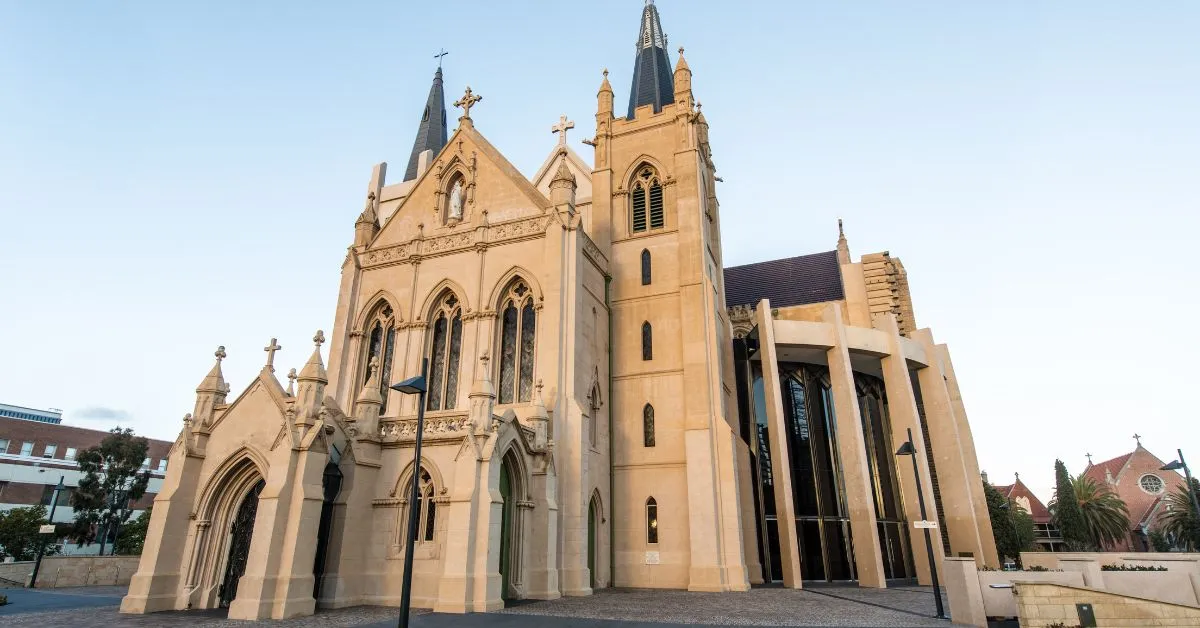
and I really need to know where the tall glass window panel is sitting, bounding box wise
[444,313,463,410]
[380,327,396,413]
[365,323,383,384]
[641,322,653,360]
[641,249,652,285]
[646,497,658,543]
[643,403,655,447]
[498,303,518,404]
[518,301,536,402]
[427,314,448,410]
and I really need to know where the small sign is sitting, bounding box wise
[913,520,938,529]
[644,551,660,565]
[39,524,56,534]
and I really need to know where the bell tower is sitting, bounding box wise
[589,0,747,592]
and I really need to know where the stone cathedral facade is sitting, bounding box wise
[122,2,996,620]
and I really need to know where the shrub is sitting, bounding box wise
[1100,564,1167,571]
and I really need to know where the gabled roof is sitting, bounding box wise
[997,477,1052,523]
[1084,451,1135,484]
[723,250,845,309]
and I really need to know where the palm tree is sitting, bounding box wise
[1157,480,1200,551]
[1072,473,1131,549]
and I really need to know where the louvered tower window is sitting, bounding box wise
[631,166,664,233]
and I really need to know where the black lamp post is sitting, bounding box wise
[390,358,429,628]
[896,427,946,619]
[1161,449,1200,524]
[29,475,65,588]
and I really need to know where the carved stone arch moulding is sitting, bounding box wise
[355,290,404,331]
[390,458,446,498]
[416,278,472,321]
[487,266,544,311]
[193,445,269,519]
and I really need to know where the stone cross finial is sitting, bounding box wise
[214,346,227,361]
[286,368,297,395]
[264,337,282,371]
[678,46,684,56]
[1133,433,1142,446]
[552,115,575,146]
[454,86,482,119]
[603,68,609,78]
[838,218,845,238]
[313,330,325,347]
[183,413,192,426]
[434,47,448,68]
[1086,452,1093,465]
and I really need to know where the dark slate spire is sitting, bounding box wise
[404,67,448,181]
[627,0,675,119]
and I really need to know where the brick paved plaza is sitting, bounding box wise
[0,584,953,627]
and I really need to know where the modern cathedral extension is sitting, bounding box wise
[121,2,996,620]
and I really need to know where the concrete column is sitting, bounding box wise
[754,299,802,589]
[872,313,945,586]
[942,557,986,627]
[938,344,1000,568]
[911,329,985,564]
[823,303,886,588]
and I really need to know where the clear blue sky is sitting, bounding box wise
[2,1,1197,501]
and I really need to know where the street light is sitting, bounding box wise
[896,427,946,619]
[389,358,429,628]
[1161,449,1200,524]
[29,475,65,588]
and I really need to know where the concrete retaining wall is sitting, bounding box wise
[0,556,142,588]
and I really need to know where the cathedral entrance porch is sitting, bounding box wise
[218,479,265,608]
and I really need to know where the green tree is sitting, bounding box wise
[985,482,1036,565]
[0,505,51,561]
[1049,459,1091,550]
[70,427,152,550]
[1072,473,1131,549]
[1157,478,1200,551]
[114,507,152,555]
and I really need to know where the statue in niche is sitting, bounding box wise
[448,178,465,221]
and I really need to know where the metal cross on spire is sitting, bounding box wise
[551,115,575,146]
[1133,433,1143,447]
[1086,452,1093,465]
[434,48,448,68]
[264,337,282,372]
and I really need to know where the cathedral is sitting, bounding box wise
[121,2,997,620]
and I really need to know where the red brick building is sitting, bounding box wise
[0,404,173,553]
[1083,442,1188,551]
[992,473,1065,552]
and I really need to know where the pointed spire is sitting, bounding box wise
[286,368,297,396]
[627,0,675,118]
[674,46,690,73]
[357,357,383,405]
[197,346,227,394]
[298,330,327,383]
[404,67,449,182]
[836,218,851,265]
[597,68,614,118]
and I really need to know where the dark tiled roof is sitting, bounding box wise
[627,1,675,118]
[723,250,845,309]
[404,67,448,182]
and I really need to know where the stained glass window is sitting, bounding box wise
[643,403,655,447]
[642,321,653,361]
[423,482,437,542]
[641,249,652,285]
[360,303,397,413]
[444,313,462,410]
[519,301,536,402]
[427,314,447,411]
[499,304,518,404]
[646,497,658,544]
[497,279,538,404]
[401,468,438,544]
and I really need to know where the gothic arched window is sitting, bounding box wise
[497,279,537,404]
[426,291,463,411]
[630,166,664,233]
[641,249,652,285]
[400,467,438,544]
[646,497,659,544]
[588,384,602,447]
[643,403,655,447]
[362,302,397,413]
[642,321,653,361]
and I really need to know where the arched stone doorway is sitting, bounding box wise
[496,449,527,605]
[312,460,344,599]
[588,494,603,589]
[219,479,265,607]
